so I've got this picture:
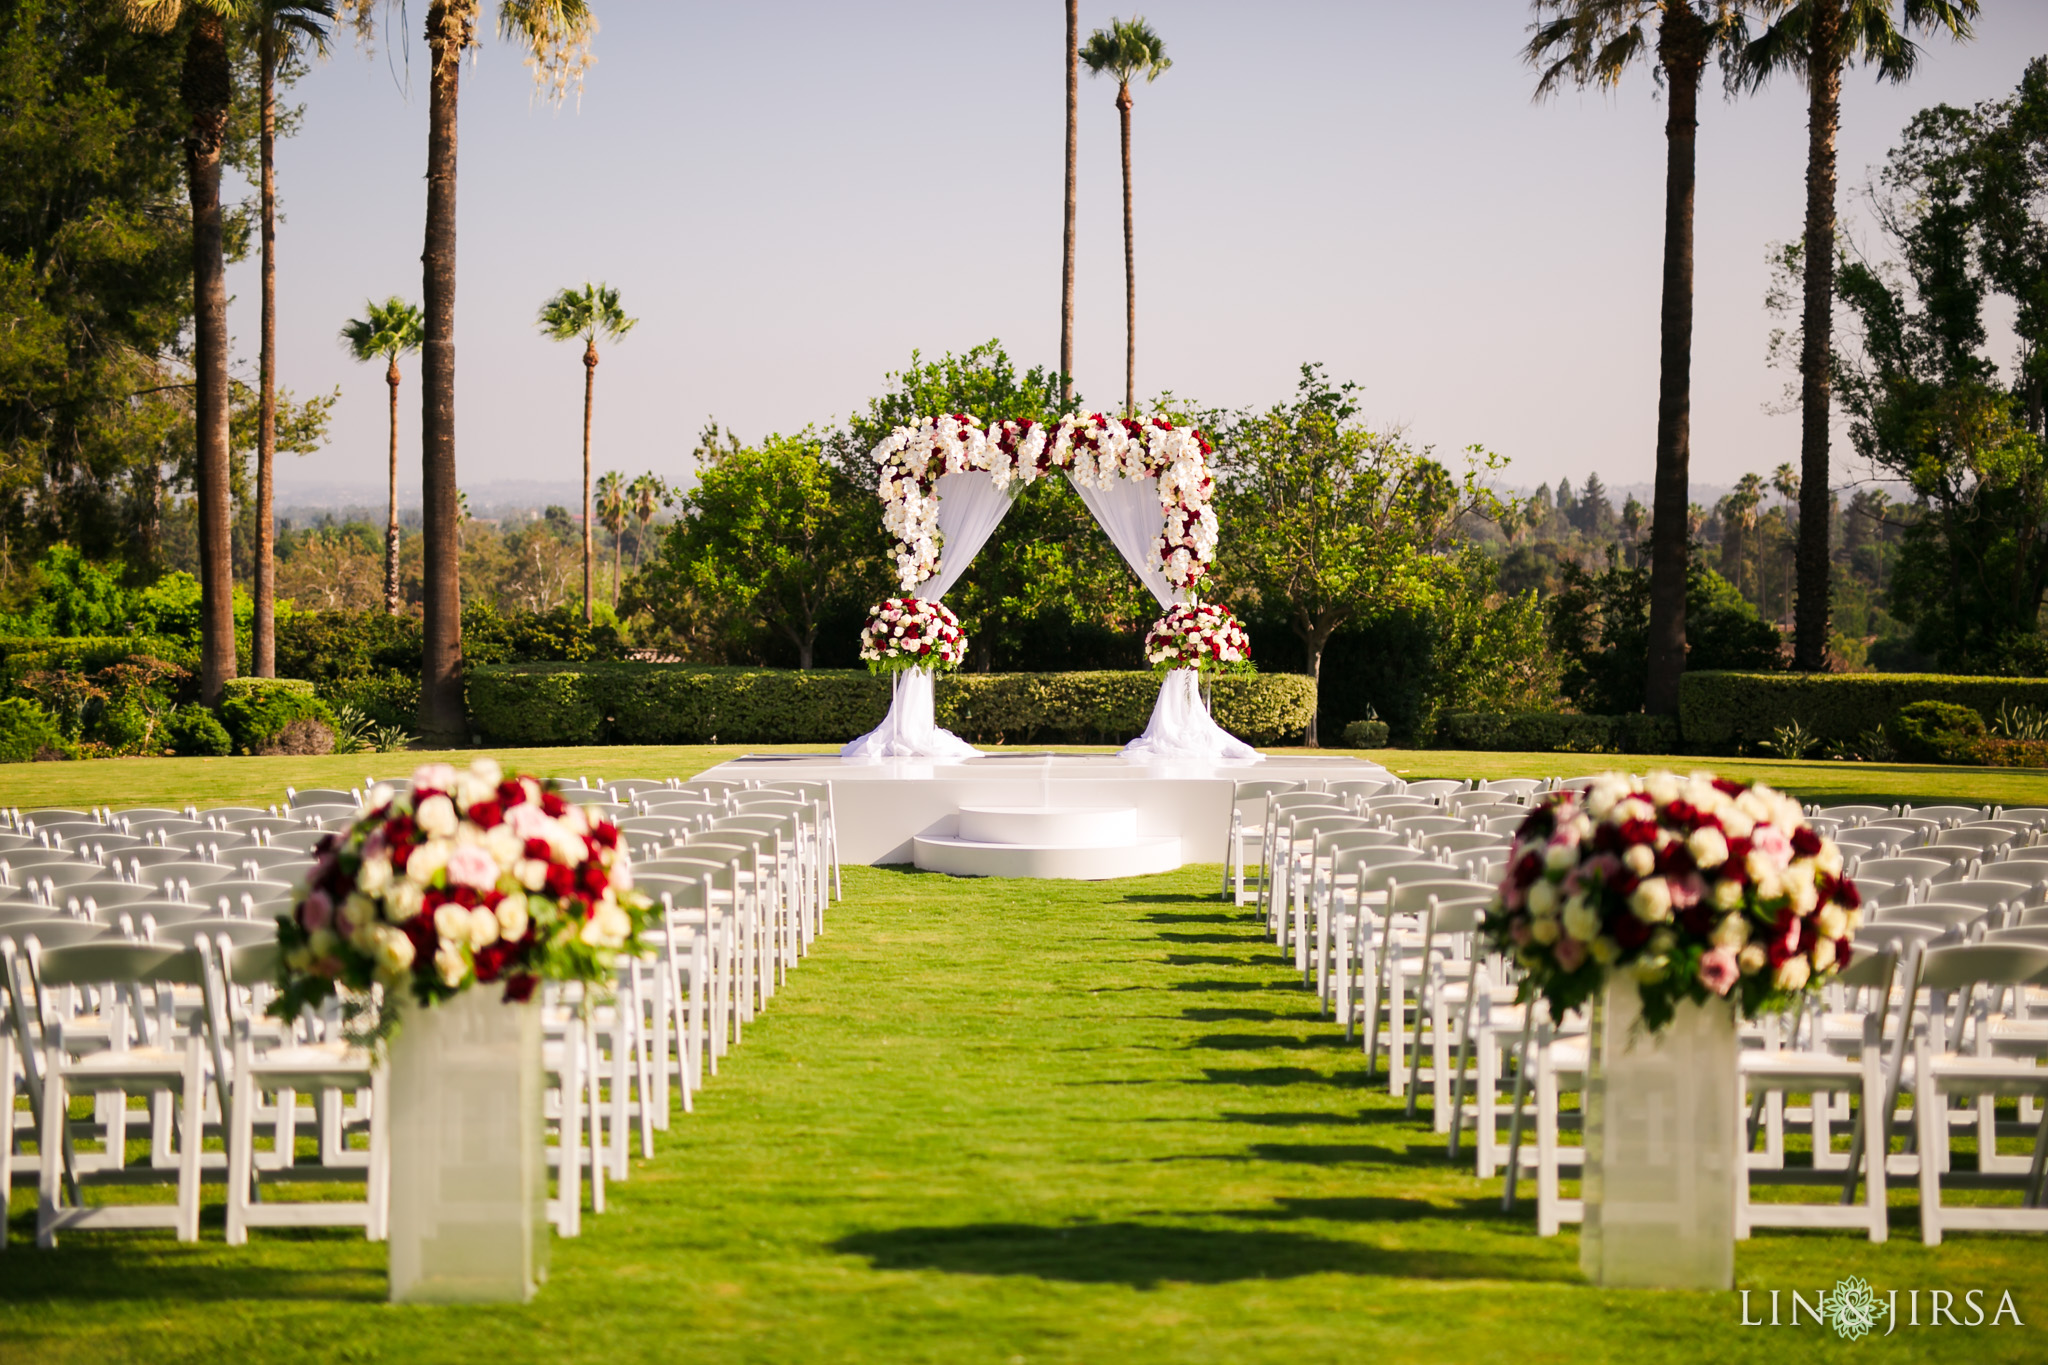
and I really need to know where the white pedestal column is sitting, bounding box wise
[1579,979,1737,1290]
[387,990,547,1303]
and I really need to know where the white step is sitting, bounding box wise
[955,805,1136,848]
[911,834,1182,881]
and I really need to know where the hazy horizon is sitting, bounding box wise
[232,2,2048,504]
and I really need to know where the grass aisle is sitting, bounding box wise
[6,866,2047,1363]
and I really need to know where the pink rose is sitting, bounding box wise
[1554,937,1587,972]
[446,843,502,892]
[1749,824,1793,870]
[301,889,333,932]
[1698,947,1740,996]
[1668,873,1705,909]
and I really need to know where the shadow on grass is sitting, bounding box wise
[1163,954,1257,967]
[1215,1109,1383,1128]
[832,1220,1567,1286]
[1135,910,1239,924]
[1215,1194,1523,1227]
[1196,1067,1373,1089]
[0,1244,383,1304]
[1124,894,1222,906]
[1169,980,1270,994]
[1181,1008,1290,1023]
[1151,931,1255,945]
[1186,1033,1336,1053]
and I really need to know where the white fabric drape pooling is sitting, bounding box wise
[840,474,1017,760]
[1065,473,1260,764]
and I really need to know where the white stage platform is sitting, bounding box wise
[694,752,1395,879]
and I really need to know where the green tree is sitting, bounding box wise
[1736,0,1977,669]
[594,468,625,608]
[1081,15,1170,418]
[1527,0,1752,716]
[339,0,598,738]
[628,471,666,571]
[125,0,255,704]
[1549,551,1783,712]
[339,296,422,614]
[1213,364,1510,746]
[646,431,867,669]
[537,280,635,623]
[246,0,331,676]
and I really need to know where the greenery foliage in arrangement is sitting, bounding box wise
[466,664,1316,748]
[1677,670,2048,755]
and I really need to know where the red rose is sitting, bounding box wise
[467,799,503,830]
[502,972,537,1003]
[1513,851,1543,887]
[1791,826,1822,858]
[544,862,578,899]
[540,791,567,819]
[473,939,514,983]
[579,861,609,896]
[498,779,525,806]
[1713,778,1746,798]
[1613,914,1651,950]
[1835,877,1862,910]
[524,837,552,861]
[591,821,618,848]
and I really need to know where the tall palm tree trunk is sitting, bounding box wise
[1061,0,1077,403]
[581,340,597,623]
[1794,5,1843,672]
[384,359,401,612]
[185,9,236,705]
[418,0,470,742]
[254,28,279,677]
[1644,9,1706,717]
[1117,81,1134,417]
[611,526,621,609]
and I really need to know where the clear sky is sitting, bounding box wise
[236,0,2048,505]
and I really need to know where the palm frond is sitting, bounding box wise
[537,281,636,344]
[499,0,596,107]
[1081,14,1170,85]
[340,296,424,363]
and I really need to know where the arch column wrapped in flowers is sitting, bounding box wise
[841,413,1259,763]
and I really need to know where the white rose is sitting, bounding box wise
[1629,876,1673,923]
[371,925,416,982]
[336,892,375,938]
[1752,866,1785,904]
[433,903,470,942]
[518,859,549,892]
[1811,936,1838,973]
[1739,942,1768,975]
[1562,897,1602,943]
[1531,917,1560,945]
[468,905,500,950]
[468,757,503,790]
[486,825,524,867]
[1712,913,1750,950]
[1544,842,1578,873]
[1687,828,1728,870]
[1773,955,1811,992]
[367,783,395,810]
[1591,935,1620,965]
[307,928,339,960]
[1817,842,1844,878]
[1712,877,1745,911]
[415,794,458,839]
[1623,845,1656,878]
[1721,809,1756,839]
[434,942,466,988]
[356,855,393,895]
[1527,880,1560,918]
[1646,772,1681,806]
[497,892,531,942]
[389,880,426,922]
[1785,868,1819,916]
[1817,904,1847,939]
[407,839,449,885]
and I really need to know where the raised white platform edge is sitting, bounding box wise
[912,833,1182,881]
[955,805,1136,848]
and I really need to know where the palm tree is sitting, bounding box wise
[1061,0,1078,404]
[248,0,334,676]
[405,0,597,740]
[595,470,626,609]
[125,0,247,705]
[1081,16,1171,418]
[1736,0,1976,670]
[1771,460,1800,625]
[1731,471,1766,604]
[340,298,424,613]
[1528,1,1749,717]
[537,281,637,623]
[629,471,666,571]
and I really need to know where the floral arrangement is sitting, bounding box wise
[859,596,967,674]
[271,758,657,1031]
[1144,601,1254,674]
[1481,771,1862,1031]
[871,412,1218,594]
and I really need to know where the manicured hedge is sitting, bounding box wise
[467,665,1317,747]
[1437,710,1681,755]
[1678,671,2048,752]
[218,677,336,755]
[0,634,197,689]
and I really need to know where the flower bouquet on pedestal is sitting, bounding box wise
[1481,772,1861,1290]
[1143,601,1253,676]
[271,758,657,1304]
[859,596,968,675]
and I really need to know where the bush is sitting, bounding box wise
[0,634,197,691]
[466,665,1318,747]
[0,697,62,763]
[1887,700,1987,765]
[165,704,232,757]
[1437,710,1682,755]
[217,677,335,755]
[1340,717,1390,748]
[1971,736,2048,768]
[257,717,336,756]
[1677,671,2048,754]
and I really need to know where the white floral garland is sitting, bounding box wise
[871,412,1220,594]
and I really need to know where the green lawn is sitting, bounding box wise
[2,744,2044,812]
[6,863,2046,1362]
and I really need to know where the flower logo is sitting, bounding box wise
[1826,1275,1883,1342]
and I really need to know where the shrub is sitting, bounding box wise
[1887,700,1987,765]
[1972,737,2048,768]
[1677,671,2048,753]
[1340,717,1390,748]
[0,635,197,691]
[217,677,335,755]
[1437,710,1681,755]
[257,717,336,757]
[0,698,63,763]
[466,665,1317,747]
[165,704,232,757]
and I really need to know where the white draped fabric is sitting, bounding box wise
[1120,667,1263,764]
[841,474,1017,760]
[1066,475,1185,611]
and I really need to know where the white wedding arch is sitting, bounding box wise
[842,412,1260,765]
